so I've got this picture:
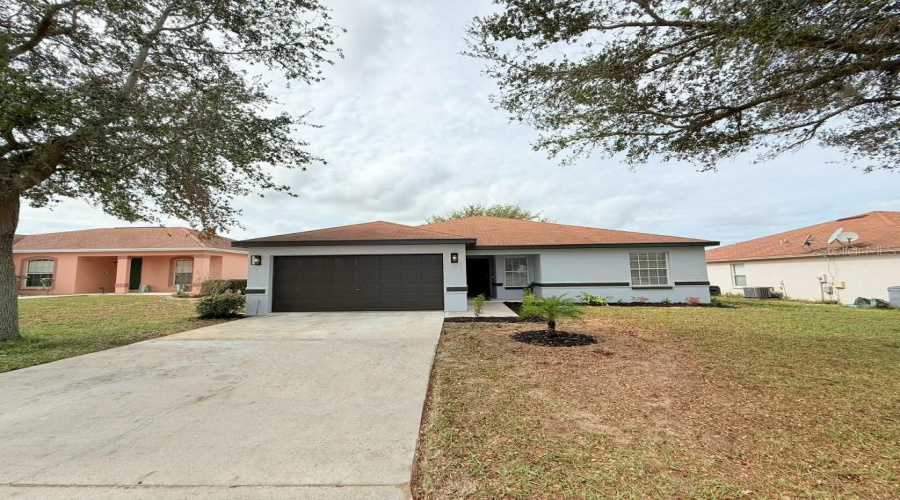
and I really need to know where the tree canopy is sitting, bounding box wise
[0,0,341,340]
[426,203,552,223]
[467,0,900,172]
[1,0,341,231]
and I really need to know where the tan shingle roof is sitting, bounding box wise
[233,221,475,247]
[419,216,716,248]
[706,211,900,262]
[13,227,239,252]
[13,234,25,244]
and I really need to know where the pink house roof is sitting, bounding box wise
[13,227,240,252]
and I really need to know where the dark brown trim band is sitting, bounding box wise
[446,286,468,292]
[491,282,503,286]
[632,286,673,290]
[534,282,630,287]
[245,288,266,295]
[674,281,711,286]
[473,241,718,250]
[232,238,476,248]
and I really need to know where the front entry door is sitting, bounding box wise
[129,258,143,290]
[466,258,492,297]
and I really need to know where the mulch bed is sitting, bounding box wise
[511,330,598,347]
[444,316,526,324]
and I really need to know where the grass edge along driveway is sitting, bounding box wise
[2,295,236,373]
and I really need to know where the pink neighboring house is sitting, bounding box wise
[13,227,247,296]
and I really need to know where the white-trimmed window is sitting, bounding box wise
[504,257,529,288]
[629,252,669,286]
[732,263,747,286]
[174,259,194,286]
[25,259,54,287]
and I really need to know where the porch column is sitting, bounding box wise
[114,256,130,294]
[191,254,212,291]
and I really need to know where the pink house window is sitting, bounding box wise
[25,259,55,287]
[174,259,193,286]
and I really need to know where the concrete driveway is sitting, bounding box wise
[0,312,444,499]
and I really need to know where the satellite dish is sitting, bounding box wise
[837,231,859,245]
[827,227,844,245]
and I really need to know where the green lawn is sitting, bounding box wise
[1,296,235,372]
[414,297,900,499]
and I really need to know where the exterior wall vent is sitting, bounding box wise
[742,287,773,299]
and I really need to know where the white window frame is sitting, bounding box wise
[173,258,194,286]
[732,263,747,287]
[24,259,55,288]
[504,257,529,288]
[629,252,670,287]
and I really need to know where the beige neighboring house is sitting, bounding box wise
[707,211,900,303]
[13,227,248,296]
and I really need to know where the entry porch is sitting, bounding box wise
[16,252,230,296]
[465,251,542,301]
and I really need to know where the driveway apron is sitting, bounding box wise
[0,312,444,499]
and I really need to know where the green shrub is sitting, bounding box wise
[196,292,245,318]
[199,279,247,296]
[578,292,609,306]
[473,294,486,317]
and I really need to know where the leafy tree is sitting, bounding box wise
[0,1,341,340]
[519,293,583,334]
[468,0,900,172]
[426,203,551,223]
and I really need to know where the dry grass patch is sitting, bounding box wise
[414,298,900,499]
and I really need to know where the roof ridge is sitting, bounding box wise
[711,217,846,252]
[871,211,899,226]
[373,220,471,239]
[181,227,206,247]
[248,220,389,240]
[706,211,900,261]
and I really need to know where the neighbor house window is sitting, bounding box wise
[504,257,529,288]
[174,259,194,286]
[732,263,747,286]
[25,259,54,287]
[629,252,669,286]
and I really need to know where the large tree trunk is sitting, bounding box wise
[0,194,20,341]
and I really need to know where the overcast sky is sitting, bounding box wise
[17,0,900,247]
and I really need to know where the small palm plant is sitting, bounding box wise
[519,292,583,335]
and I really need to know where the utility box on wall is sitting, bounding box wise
[889,286,900,308]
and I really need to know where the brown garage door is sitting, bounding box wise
[271,254,444,312]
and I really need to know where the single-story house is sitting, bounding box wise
[232,217,718,314]
[707,211,900,302]
[13,227,247,296]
